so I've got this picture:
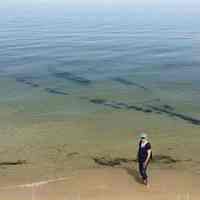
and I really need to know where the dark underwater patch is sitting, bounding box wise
[89,99,123,109]
[53,72,91,85]
[149,105,200,125]
[90,99,107,104]
[89,98,154,113]
[15,77,69,96]
[44,88,69,96]
[162,104,174,111]
[15,78,40,88]
[89,97,200,126]
[126,105,143,111]
[112,77,150,91]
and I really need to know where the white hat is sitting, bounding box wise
[140,132,148,139]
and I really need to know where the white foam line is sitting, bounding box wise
[0,174,77,191]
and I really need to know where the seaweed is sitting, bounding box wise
[112,77,135,86]
[89,97,200,126]
[104,102,122,109]
[92,154,181,167]
[16,77,70,96]
[149,105,200,125]
[127,105,153,113]
[127,105,143,111]
[93,157,120,166]
[89,98,154,113]
[115,102,130,107]
[0,160,27,166]
[90,99,107,104]
[67,152,79,157]
[90,99,125,109]
[16,78,26,83]
[15,78,40,88]
[152,155,180,164]
[44,88,69,96]
[112,77,150,91]
[25,81,39,88]
[92,156,134,167]
[143,109,153,113]
[53,72,91,85]
[162,104,174,111]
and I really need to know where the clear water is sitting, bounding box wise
[0,7,200,117]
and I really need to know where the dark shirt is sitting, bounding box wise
[138,141,152,163]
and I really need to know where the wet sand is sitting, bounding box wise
[0,167,199,200]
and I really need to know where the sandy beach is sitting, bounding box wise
[0,167,199,200]
[0,107,200,200]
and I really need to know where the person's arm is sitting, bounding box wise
[144,149,152,168]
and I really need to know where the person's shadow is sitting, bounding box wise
[124,166,142,185]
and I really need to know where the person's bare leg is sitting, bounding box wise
[143,178,150,188]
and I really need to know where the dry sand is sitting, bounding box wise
[0,167,199,200]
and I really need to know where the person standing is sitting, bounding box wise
[137,133,152,186]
